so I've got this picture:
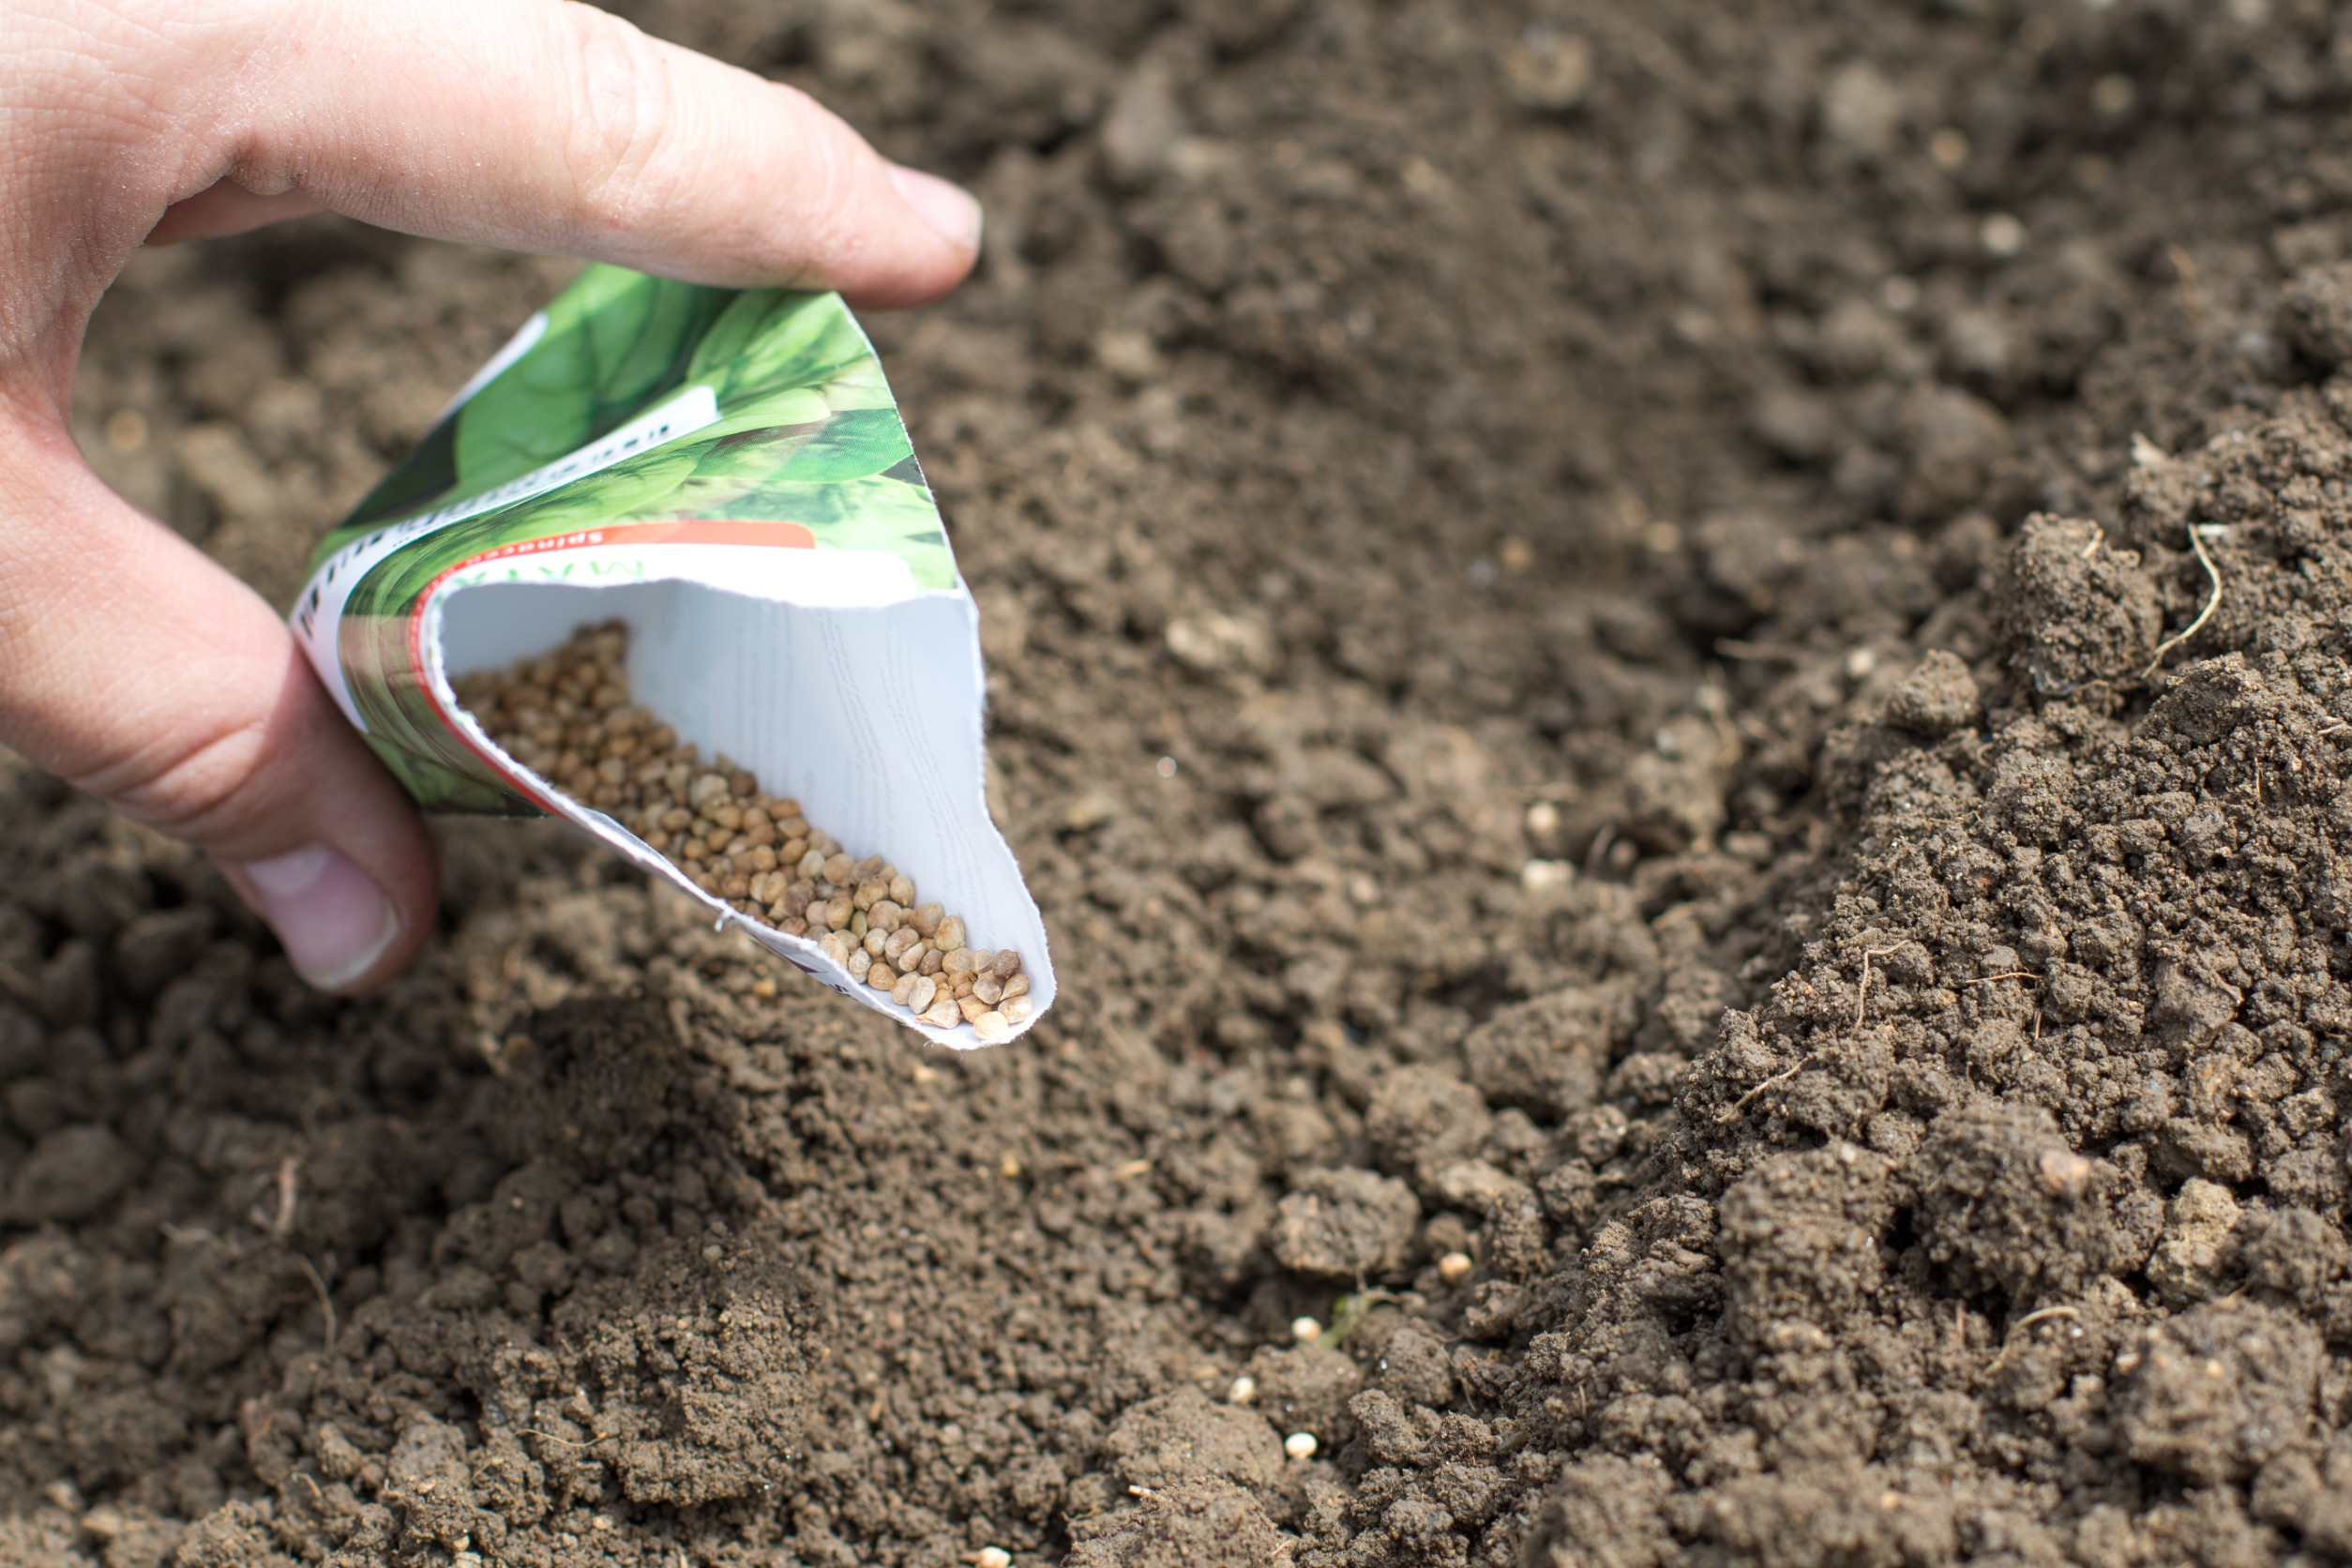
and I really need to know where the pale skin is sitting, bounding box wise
[0,1,980,991]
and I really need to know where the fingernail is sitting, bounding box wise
[240,845,400,991]
[888,164,984,249]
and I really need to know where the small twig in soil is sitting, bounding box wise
[1722,1061,1806,1122]
[1967,972,2040,986]
[297,1256,337,1354]
[251,1155,300,1240]
[1853,946,1902,1032]
[2143,523,2225,677]
[1985,1305,2080,1375]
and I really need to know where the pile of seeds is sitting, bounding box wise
[454,620,1032,1042]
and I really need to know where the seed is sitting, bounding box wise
[1284,1432,1318,1461]
[973,1010,1010,1044]
[1438,1251,1474,1285]
[462,624,1032,1038]
[1229,1375,1258,1406]
[975,1549,1012,1568]
[1290,1316,1320,1344]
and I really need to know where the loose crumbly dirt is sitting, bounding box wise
[14,1,2352,1563]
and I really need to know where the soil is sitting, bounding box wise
[13,1,2352,1564]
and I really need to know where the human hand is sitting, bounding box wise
[0,0,980,991]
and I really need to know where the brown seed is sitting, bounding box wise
[899,942,929,972]
[993,950,1023,980]
[779,836,808,864]
[845,948,873,982]
[972,974,1004,1006]
[661,807,691,832]
[919,948,945,976]
[1001,997,1033,1026]
[972,1011,1010,1045]
[798,849,827,879]
[884,927,922,963]
[851,908,867,939]
[868,962,897,990]
[934,916,967,953]
[892,972,920,1005]
[911,903,944,938]
[681,839,707,863]
[1002,972,1031,1002]
[907,976,938,1015]
[922,997,962,1029]
[868,899,902,933]
[864,927,888,957]
[690,773,731,807]
[855,853,887,881]
[824,895,853,931]
[952,974,975,1000]
[958,997,989,1024]
[854,877,890,912]
[943,948,978,977]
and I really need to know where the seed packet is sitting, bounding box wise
[291,264,1052,1048]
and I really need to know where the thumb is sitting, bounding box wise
[0,424,435,992]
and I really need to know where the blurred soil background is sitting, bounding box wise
[14,0,2352,1563]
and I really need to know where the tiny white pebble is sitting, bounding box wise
[975,1550,1013,1568]
[1285,1431,1319,1461]
[1438,1251,1475,1285]
[1229,1375,1258,1406]
[1290,1315,1321,1344]
[1520,858,1573,895]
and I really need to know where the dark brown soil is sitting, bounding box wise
[14,1,2352,1563]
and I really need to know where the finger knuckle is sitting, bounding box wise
[87,715,276,846]
[559,8,678,227]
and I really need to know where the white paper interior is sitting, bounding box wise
[435,576,1054,1046]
